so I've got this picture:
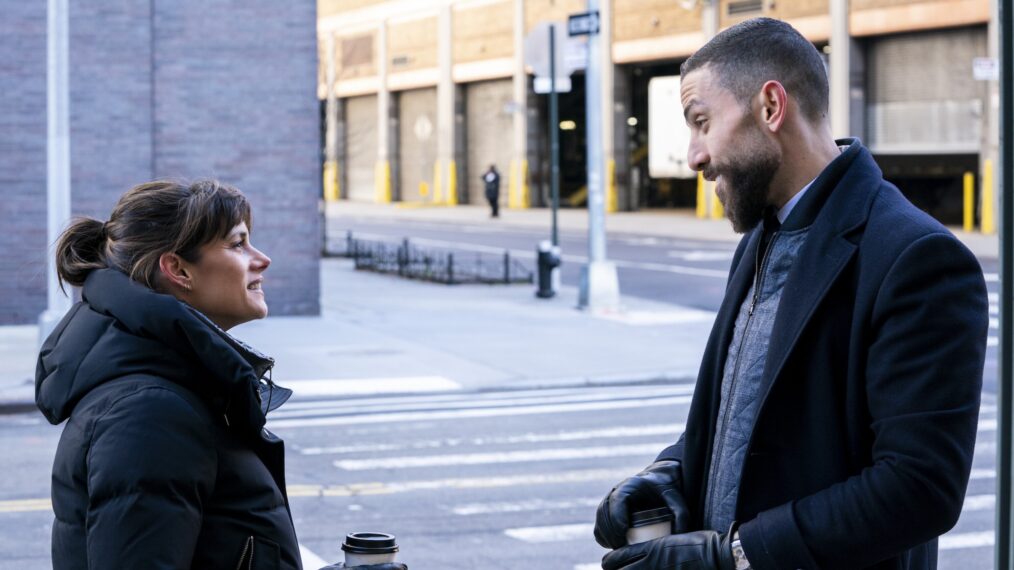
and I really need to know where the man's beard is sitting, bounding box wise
[707,135,780,234]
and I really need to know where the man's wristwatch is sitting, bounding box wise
[731,531,752,570]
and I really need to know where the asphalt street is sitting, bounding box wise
[0,382,998,569]
[328,216,1000,394]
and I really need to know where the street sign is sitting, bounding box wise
[534,77,572,94]
[568,11,600,36]
[973,57,999,81]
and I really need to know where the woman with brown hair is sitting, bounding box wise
[36,180,301,569]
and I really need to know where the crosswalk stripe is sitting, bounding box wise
[452,497,601,516]
[284,376,460,398]
[271,386,695,420]
[267,395,693,429]
[989,337,999,347]
[962,494,995,512]
[505,523,593,543]
[299,544,330,569]
[287,467,640,498]
[334,443,670,470]
[940,531,995,550]
[299,423,686,455]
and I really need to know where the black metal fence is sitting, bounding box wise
[327,232,534,285]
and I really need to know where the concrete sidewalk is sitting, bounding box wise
[0,258,715,412]
[326,201,1001,259]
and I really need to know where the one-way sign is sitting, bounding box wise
[568,11,599,36]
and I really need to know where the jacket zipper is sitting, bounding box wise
[705,231,777,524]
[235,536,255,570]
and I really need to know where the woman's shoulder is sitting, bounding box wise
[77,374,215,429]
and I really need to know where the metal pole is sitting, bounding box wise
[39,0,72,346]
[578,0,620,311]
[996,0,1013,565]
[549,25,560,247]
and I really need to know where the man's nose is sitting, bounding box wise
[687,140,709,173]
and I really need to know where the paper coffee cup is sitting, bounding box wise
[626,507,674,545]
[342,532,399,566]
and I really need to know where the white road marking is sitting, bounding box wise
[334,443,670,470]
[980,418,997,432]
[299,544,330,569]
[985,273,999,283]
[970,468,996,479]
[668,250,734,262]
[990,304,998,315]
[452,497,601,516]
[287,467,642,497]
[595,309,715,326]
[267,394,693,429]
[962,494,995,512]
[989,337,999,347]
[272,385,695,419]
[283,376,460,398]
[989,293,999,303]
[940,531,995,550]
[505,523,594,543]
[575,565,602,570]
[299,423,686,455]
[990,318,999,330]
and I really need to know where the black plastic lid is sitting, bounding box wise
[341,532,399,554]
[630,507,674,528]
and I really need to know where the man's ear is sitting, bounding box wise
[158,252,193,293]
[757,80,788,132]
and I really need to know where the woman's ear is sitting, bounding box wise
[158,252,193,293]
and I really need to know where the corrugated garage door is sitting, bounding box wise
[866,26,986,154]
[465,79,514,206]
[346,95,377,202]
[398,88,437,203]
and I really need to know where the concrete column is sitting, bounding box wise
[703,0,719,40]
[980,0,999,234]
[324,32,340,202]
[437,4,457,205]
[830,0,851,139]
[39,0,73,344]
[375,20,392,203]
[511,0,529,208]
[600,0,618,213]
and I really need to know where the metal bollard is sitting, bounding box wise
[535,240,562,298]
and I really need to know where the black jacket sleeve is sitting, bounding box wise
[85,386,217,569]
[739,232,988,569]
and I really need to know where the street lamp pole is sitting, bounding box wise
[39,0,72,345]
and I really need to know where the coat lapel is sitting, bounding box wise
[758,146,882,408]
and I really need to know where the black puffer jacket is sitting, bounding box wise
[36,268,301,570]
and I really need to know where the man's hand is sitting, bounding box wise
[601,530,735,570]
[594,460,691,549]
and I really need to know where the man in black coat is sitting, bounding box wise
[483,164,501,218]
[594,18,988,570]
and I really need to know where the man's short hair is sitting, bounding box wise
[680,17,829,122]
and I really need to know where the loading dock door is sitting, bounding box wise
[346,95,378,202]
[465,79,514,206]
[398,88,438,203]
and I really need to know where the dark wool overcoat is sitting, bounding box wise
[658,140,989,570]
[36,268,302,570]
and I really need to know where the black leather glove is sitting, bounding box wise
[601,529,735,570]
[594,459,691,549]
[320,559,407,563]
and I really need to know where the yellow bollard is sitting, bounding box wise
[963,172,974,233]
[982,160,995,235]
[507,160,518,209]
[606,159,618,213]
[447,160,458,206]
[323,160,339,202]
[710,181,723,220]
[519,159,530,208]
[419,181,429,198]
[374,160,391,204]
[696,171,707,219]
[432,161,443,204]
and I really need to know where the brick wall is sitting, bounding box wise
[0,0,320,324]
[0,3,48,324]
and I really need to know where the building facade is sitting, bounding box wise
[1,0,321,325]
[318,0,999,226]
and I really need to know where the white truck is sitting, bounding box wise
[648,75,696,180]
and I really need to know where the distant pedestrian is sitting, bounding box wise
[36,180,303,569]
[482,164,501,218]
[594,18,987,570]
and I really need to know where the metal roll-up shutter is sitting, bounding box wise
[866,26,987,154]
[465,79,514,206]
[346,95,378,202]
[398,88,437,203]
